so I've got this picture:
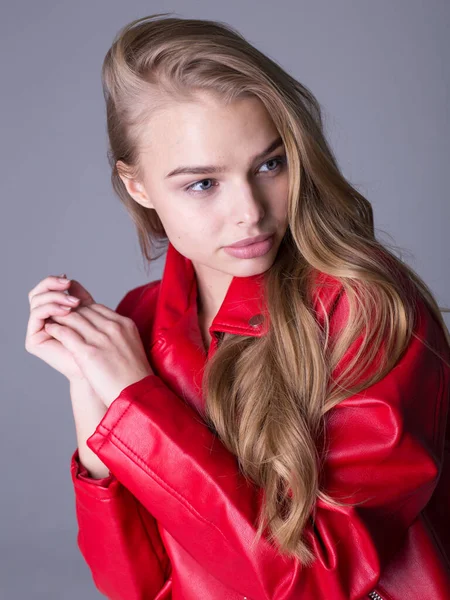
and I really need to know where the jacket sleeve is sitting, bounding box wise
[69,284,172,600]
[85,287,450,600]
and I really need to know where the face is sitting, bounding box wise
[119,91,290,315]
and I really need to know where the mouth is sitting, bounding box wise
[224,232,274,248]
[222,233,275,259]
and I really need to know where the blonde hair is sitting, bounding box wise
[101,13,450,565]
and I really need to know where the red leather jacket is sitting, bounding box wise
[70,241,450,600]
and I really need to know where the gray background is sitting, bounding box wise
[2,1,449,598]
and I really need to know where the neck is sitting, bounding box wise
[193,262,233,322]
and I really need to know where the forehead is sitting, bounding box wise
[139,95,280,168]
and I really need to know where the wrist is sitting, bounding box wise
[69,376,90,388]
[69,378,106,410]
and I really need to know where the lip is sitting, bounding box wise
[223,234,275,259]
[224,232,274,248]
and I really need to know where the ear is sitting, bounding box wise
[116,160,155,209]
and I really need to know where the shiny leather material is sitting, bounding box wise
[70,241,450,599]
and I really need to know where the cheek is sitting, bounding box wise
[161,205,222,240]
[270,187,289,218]
[184,208,223,236]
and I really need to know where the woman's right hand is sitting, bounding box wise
[25,274,95,382]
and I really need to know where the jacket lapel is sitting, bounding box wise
[149,242,269,415]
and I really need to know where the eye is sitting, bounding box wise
[184,154,288,196]
[258,155,287,173]
[185,178,218,195]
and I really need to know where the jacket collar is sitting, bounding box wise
[152,241,271,343]
[148,241,337,416]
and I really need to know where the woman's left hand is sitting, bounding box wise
[44,303,154,408]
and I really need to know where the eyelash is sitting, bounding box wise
[184,154,288,196]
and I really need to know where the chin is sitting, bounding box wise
[226,253,277,277]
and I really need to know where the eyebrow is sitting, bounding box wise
[164,135,284,178]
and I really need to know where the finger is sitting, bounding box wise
[29,290,81,311]
[43,320,86,356]
[66,279,96,307]
[86,303,124,322]
[46,306,111,345]
[76,304,134,334]
[28,275,71,305]
[44,304,128,346]
[27,302,75,337]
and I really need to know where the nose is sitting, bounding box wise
[233,183,266,225]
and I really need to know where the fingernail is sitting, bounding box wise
[58,277,70,284]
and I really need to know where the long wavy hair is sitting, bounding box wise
[101,13,450,565]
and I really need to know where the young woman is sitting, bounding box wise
[25,13,450,600]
